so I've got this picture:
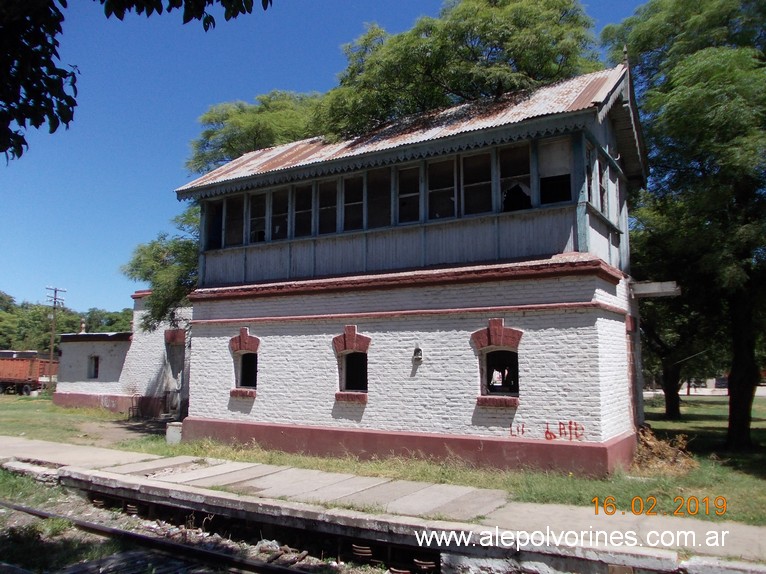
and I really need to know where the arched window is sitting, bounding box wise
[229,328,260,396]
[471,318,523,399]
[333,326,371,402]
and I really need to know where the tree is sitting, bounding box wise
[187,90,324,174]
[122,204,200,331]
[83,307,133,333]
[1,0,273,160]
[603,0,766,447]
[316,0,599,138]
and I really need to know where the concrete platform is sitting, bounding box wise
[1,436,765,574]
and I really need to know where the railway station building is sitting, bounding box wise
[174,64,646,475]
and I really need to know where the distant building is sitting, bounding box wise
[174,64,646,475]
[54,292,190,419]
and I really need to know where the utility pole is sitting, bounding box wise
[45,286,66,389]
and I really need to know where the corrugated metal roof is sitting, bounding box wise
[177,65,628,195]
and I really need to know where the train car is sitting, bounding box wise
[0,352,58,395]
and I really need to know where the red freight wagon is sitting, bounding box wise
[0,354,58,395]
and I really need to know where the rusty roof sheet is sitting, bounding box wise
[177,65,627,195]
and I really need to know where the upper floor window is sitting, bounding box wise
[271,188,289,241]
[367,167,392,228]
[398,166,420,223]
[224,195,244,247]
[500,144,531,212]
[462,153,493,215]
[539,137,572,205]
[250,194,266,243]
[344,175,364,231]
[428,159,455,220]
[293,184,313,238]
[318,180,338,234]
[201,135,578,250]
[342,352,368,392]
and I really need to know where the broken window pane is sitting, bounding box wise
[499,144,531,212]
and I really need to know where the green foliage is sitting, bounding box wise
[122,204,200,330]
[604,0,766,443]
[0,290,128,353]
[316,0,599,137]
[0,0,78,160]
[0,0,273,160]
[187,91,324,174]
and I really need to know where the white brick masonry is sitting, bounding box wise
[57,339,130,395]
[188,275,636,443]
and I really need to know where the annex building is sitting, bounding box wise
[175,64,647,475]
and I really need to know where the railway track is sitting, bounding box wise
[0,498,439,574]
[0,499,321,573]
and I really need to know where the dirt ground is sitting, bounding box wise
[68,419,167,448]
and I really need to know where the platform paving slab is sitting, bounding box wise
[334,479,432,510]
[426,488,508,521]
[236,468,355,498]
[291,475,392,504]
[101,455,201,476]
[385,483,477,517]
[152,461,259,484]
[185,463,289,487]
[0,437,159,469]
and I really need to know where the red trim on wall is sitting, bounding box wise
[191,301,627,326]
[476,396,520,408]
[189,258,624,302]
[181,417,636,477]
[131,290,152,300]
[471,318,523,350]
[230,388,257,399]
[332,325,372,355]
[164,329,186,346]
[229,327,260,354]
[335,391,368,404]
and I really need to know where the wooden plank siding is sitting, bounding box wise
[202,206,578,286]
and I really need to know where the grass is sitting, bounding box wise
[1,394,765,525]
[0,395,125,442]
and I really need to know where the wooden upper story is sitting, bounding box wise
[176,65,646,288]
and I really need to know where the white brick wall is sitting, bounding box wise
[118,304,191,400]
[188,275,635,443]
[57,340,130,394]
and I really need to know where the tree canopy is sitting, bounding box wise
[315,0,600,138]
[122,205,200,331]
[187,91,324,174]
[603,0,766,447]
[0,0,273,161]
[0,290,132,353]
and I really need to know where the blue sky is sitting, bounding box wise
[0,0,642,313]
